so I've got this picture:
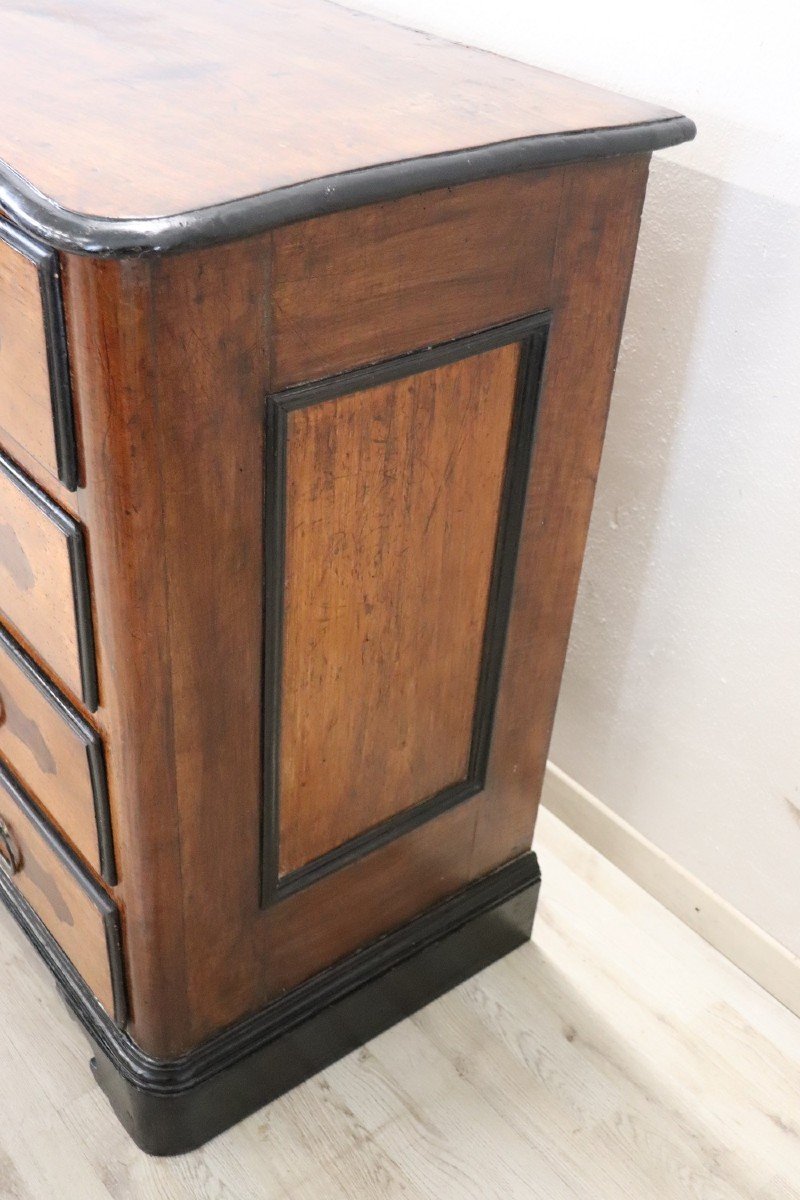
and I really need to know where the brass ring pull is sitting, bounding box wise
[0,816,21,878]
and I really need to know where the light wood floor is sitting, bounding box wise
[1,808,798,1199]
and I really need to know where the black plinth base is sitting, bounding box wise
[0,851,540,1155]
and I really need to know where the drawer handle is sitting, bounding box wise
[0,816,21,878]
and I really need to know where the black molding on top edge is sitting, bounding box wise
[0,450,99,711]
[0,116,696,258]
[0,760,127,1026]
[0,843,539,1154]
[261,313,549,905]
[0,623,116,884]
[0,217,79,489]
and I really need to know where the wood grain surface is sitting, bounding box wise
[0,769,116,1016]
[0,459,86,703]
[58,156,655,1057]
[0,634,103,875]
[471,155,651,879]
[0,0,677,220]
[271,171,560,387]
[278,344,519,876]
[0,231,55,477]
[62,241,274,1054]
[62,230,509,1054]
[62,252,200,1055]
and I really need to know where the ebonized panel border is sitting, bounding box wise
[0,450,99,710]
[0,623,115,883]
[261,313,549,905]
[0,116,695,257]
[0,218,79,489]
[0,760,127,1025]
[0,839,538,1153]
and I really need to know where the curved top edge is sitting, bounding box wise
[0,116,695,258]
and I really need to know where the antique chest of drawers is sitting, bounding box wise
[0,0,693,1153]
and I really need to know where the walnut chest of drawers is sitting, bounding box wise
[0,0,694,1154]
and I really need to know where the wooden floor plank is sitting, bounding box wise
[0,808,797,1198]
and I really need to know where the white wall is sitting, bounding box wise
[355,0,800,957]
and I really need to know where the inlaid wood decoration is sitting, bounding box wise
[263,316,548,900]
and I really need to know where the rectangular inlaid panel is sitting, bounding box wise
[0,221,76,489]
[0,453,97,708]
[271,170,561,387]
[0,764,124,1021]
[0,626,113,880]
[263,316,548,900]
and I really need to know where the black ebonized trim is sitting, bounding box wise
[261,314,549,904]
[261,395,288,897]
[0,116,696,258]
[0,761,127,1025]
[66,525,100,712]
[467,329,547,782]
[0,450,99,710]
[0,218,79,489]
[0,841,539,1154]
[86,742,116,887]
[0,623,116,883]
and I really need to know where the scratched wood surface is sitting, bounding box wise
[279,343,519,876]
[270,171,561,387]
[0,811,797,1198]
[0,0,677,219]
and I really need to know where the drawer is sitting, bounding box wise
[0,762,126,1023]
[0,451,98,709]
[0,220,78,489]
[0,625,114,882]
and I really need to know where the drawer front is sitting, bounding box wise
[0,763,125,1023]
[0,220,77,489]
[271,168,561,388]
[0,625,114,882]
[0,452,98,709]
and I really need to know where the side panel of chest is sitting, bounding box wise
[62,157,649,1058]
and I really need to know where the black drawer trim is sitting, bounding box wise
[0,760,126,1026]
[0,623,115,884]
[0,450,99,711]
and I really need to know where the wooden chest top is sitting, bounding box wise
[0,0,693,255]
